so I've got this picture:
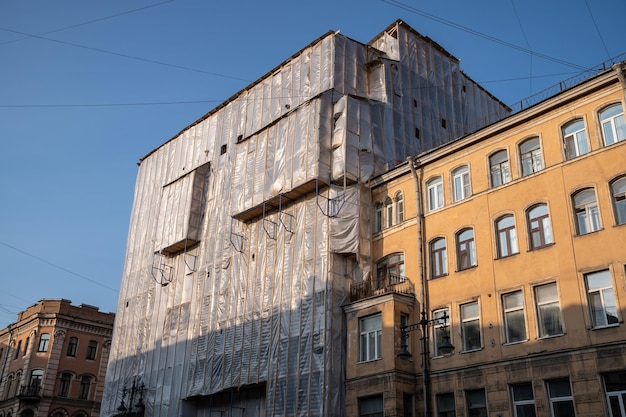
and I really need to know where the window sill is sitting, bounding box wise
[495,252,520,261]
[455,265,478,273]
[503,339,528,346]
[590,322,621,331]
[537,333,565,340]
[357,358,382,364]
[460,347,483,354]
[430,273,449,280]
[574,228,604,237]
[528,242,555,252]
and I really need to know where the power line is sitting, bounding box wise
[583,0,612,61]
[0,26,253,84]
[0,240,119,293]
[382,0,588,71]
[0,0,175,47]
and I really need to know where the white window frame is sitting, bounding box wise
[456,228,476,270]
[610,177,626,226]
[37,333,50,352]
[547,379,575,417]
[496,215,518,258]
[534,283,563,338]
[502,290,527,344]
[452,166,471,202]
[427,177,444,211]
[519,137,544,176]
[511,383,536,417]
[460,301,481,352]
[373,202,383,233]
[573,189,601,235]
[432,308,451,357]
[527,204,553,249]
[563,119,589,160]
[599,103,626,146]
[395,192,405,224]
[359,314,382,362]
[489,150,511,187]
[384,197,393,229]
[430,238,448,279]
[584,270,618,328]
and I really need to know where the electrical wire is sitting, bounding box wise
[583,0,612,61]
[0,240,119,293]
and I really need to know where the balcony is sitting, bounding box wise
[350,272,415,302]
[17,384,42,400]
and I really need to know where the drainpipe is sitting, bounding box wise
[407,156,432,417]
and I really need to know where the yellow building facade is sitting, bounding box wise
[345,63,626,417]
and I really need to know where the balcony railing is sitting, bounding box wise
[350,272,415,302]
[17,384,42,399]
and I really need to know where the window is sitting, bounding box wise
[599,103,626,146]
[5,375,13,399]
[535,283,563,337]
[489,150,511,187]
[395,192,405,223]
[452,166,471,202]
[384,197,393,229]
[461,301,481,351]
[547,378,575,417]
[14,340,21,359]
[29,369,43,394]
[436,393,456,417]
[563,119,589,159]
[376,253,405,286]
[359,314,382,362]
[511,383,536,417]
[585,270,618,327]
[456,228,476,270]
[503,291,527,343]
[466,389,487,417]
[359,395,383,417]
[24,337,29,355]
[433,308,451,357]
[527,204,553,249]
[496,215,518,258]
[37,333,50,352]
[59,372,72,397]
[86,340,97,360]
[427,177,444,211]
[374,202,383,233]
[604,371,626,417]
[400,314,410,354]
[610,177,626,225]
[403,393,413,417]
[519,137,544,176]
[78,375,92,400]
[66,337,78,357]
[573,188,601,234]
[14,371,21,396]
[430,238,448,278]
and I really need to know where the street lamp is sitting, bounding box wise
[113,378,145,417]
[397,310,454,417]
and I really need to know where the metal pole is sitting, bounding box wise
[419,310,432,417]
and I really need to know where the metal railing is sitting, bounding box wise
[350,272,415,302]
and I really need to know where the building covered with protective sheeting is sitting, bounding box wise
[101,20,510,417]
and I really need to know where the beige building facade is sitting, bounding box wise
[0,299,115,417]
[345,62,626,416]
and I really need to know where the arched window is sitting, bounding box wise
[572,188,601,234]
[66,337,78,357]
[489,150,511,187]
[384,197,393,229]
[562,119,589,159]
[610,176,626,225]
[78,375,92,400]
[5,374,14,399]
[86,341,97,360]
[29,370,43,395]
[427,177,444,210]
[519,137,543,176]
[452,166,471,201]
[14,371,22,396]
[599,103,626,146]
[14,340,22,359]
[429,238,447,278]
[376,253,405,286]
[527,204,553,249]
[395,192,404,223]
[59,372,72,397]
[495,215,518,258]
[373,202,383,233]
[38,333,50,352]
[456,228,476,270]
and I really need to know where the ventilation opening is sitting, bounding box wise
[441,119,447,129]
[220,144,227,155]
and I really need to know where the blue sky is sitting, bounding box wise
[0,0,624,328]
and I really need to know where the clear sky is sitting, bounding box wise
[0,0,624,328]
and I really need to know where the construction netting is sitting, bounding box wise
[101,20,509,417]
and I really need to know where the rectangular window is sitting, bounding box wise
[461,302,481,351]
[359,395,384,417]
[585,270,618,327]
[535,283,563,337]
[86,340,98,360]
[401,314,410,354]
[436,392,456,417]
[359,314,382,362]
[79,375,92,400]
[511,383,536,417]
[466,389,487,417]
[547,378,575,417]
[503,291,527,343]
[59,373,71,397]
[66,337,78,357]
[604,371,626,417]
[37,333,50,352]
[433,308,451,357]
[403,393,413,417]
